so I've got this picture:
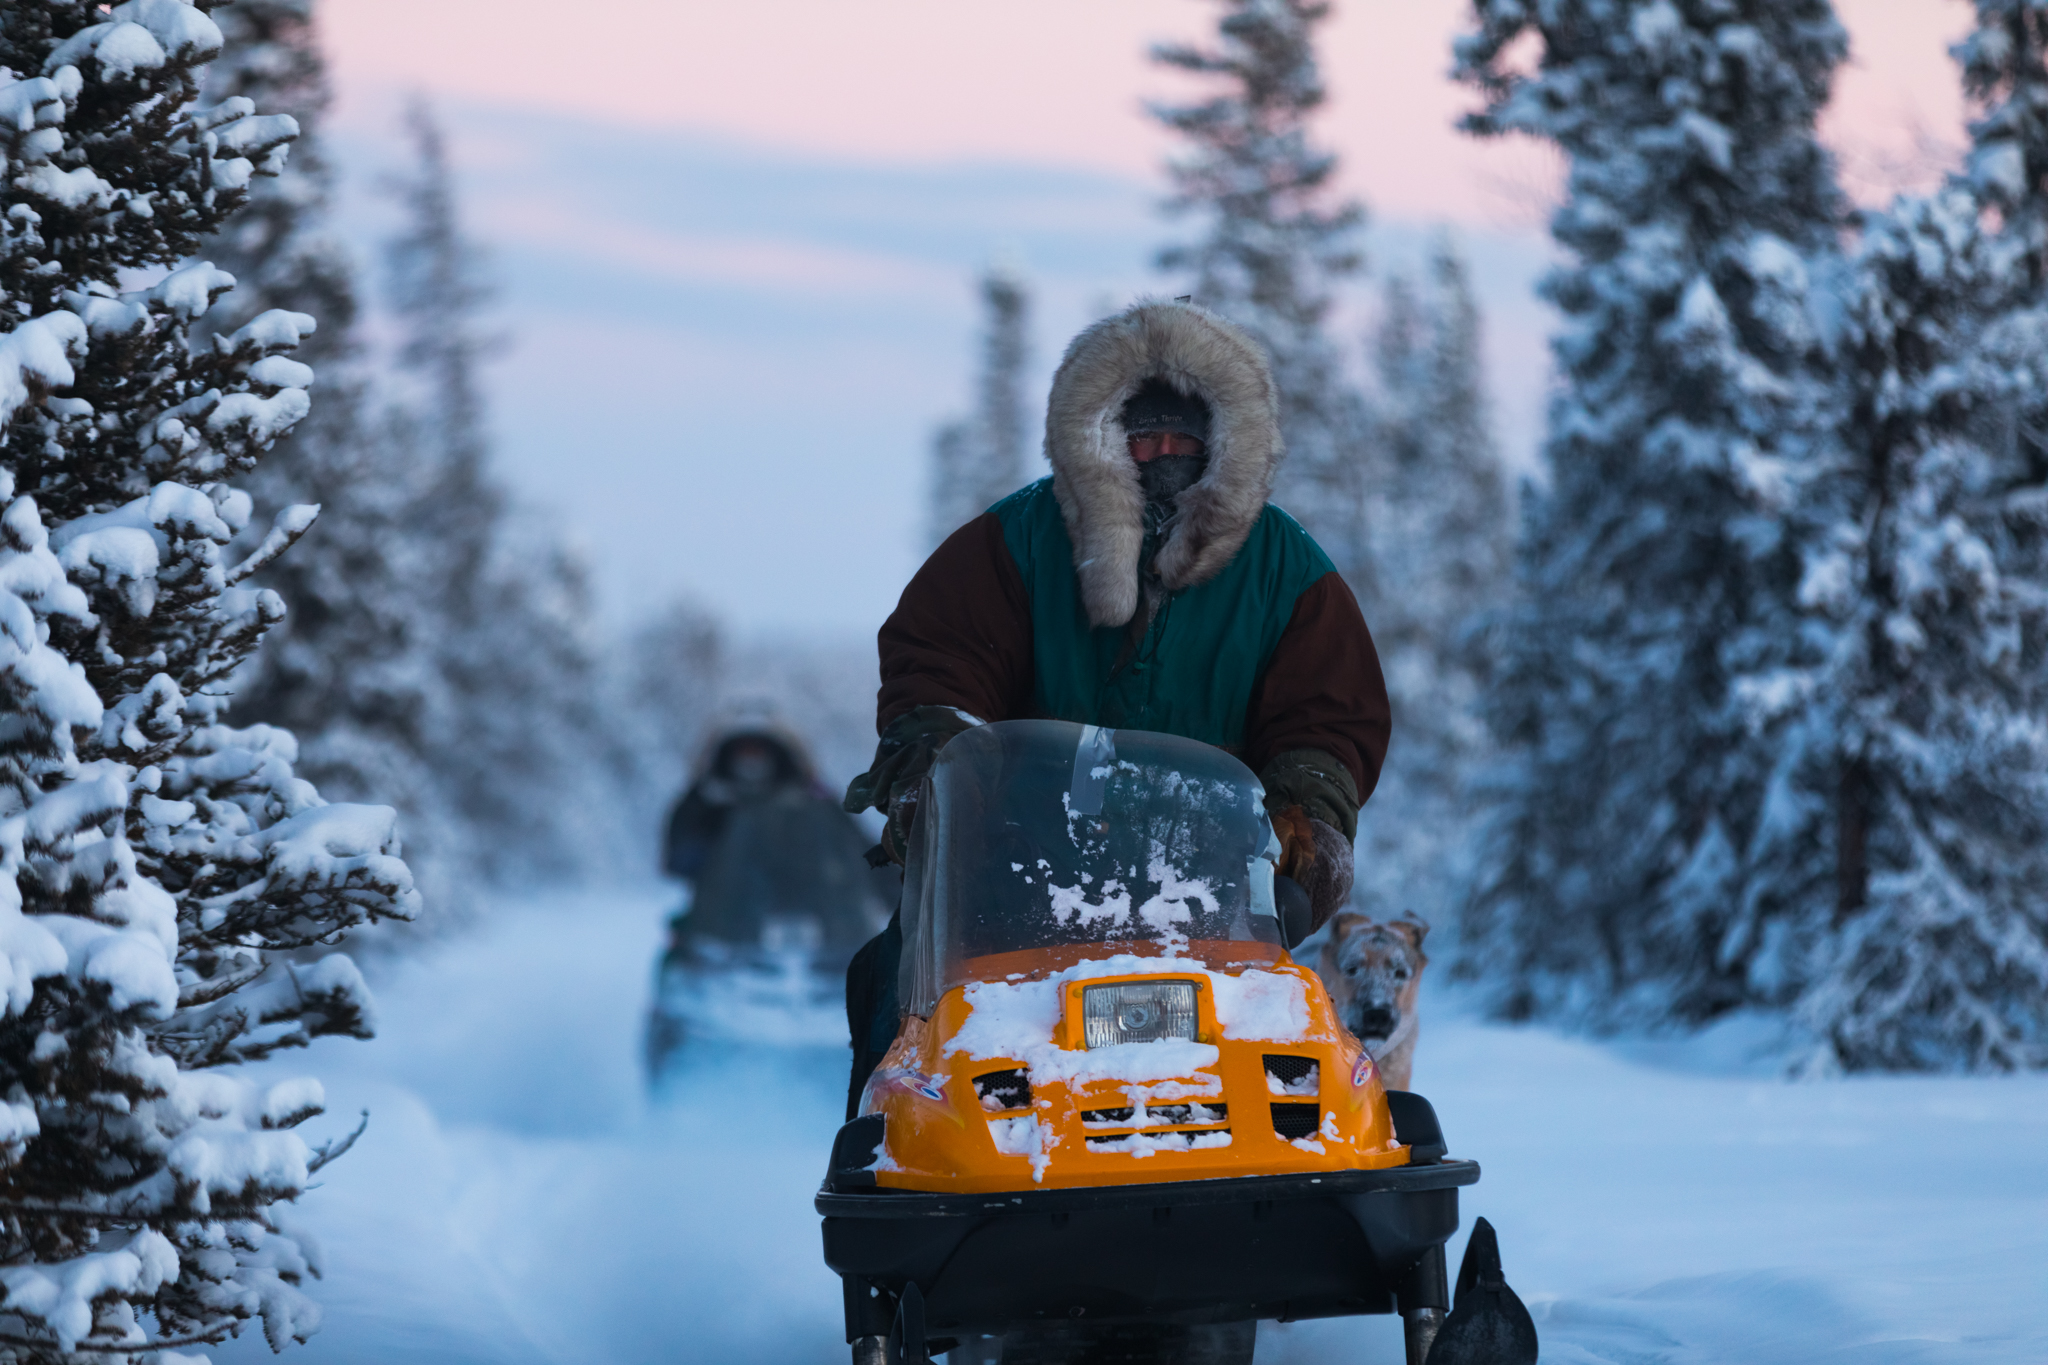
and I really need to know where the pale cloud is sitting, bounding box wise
[481,196,954,299]
[312,0,1979,635]
[326,0,1972,232]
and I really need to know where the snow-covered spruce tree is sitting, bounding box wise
[1152,0,1373,589]
[926,265,1030,552]
[201,1,458,910]
[193,0,348,360]
[0,1,417,1356]
[382,100,617,883]
[1789,191,2048,1071]
[1368,242,1512,755]
[1455,0,1849,1022]
[1772,2,2048,1071]
[1956,1,2048,651]
[1353,241,1512,926]
[382,100,495,605]
[1960,2,2048,270]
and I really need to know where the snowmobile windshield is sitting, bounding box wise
[901,720,1284,1014]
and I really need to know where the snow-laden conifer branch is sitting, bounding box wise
[304,1111,366,1177]
[0,1,418,1355]
[1150,0,1370,585]
[0,1322,245,1356]
[224,505,318,586]
[1453,0,1852,1025]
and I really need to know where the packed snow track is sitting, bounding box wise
[213,887,2045,1364]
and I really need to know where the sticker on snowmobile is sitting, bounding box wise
[1352,1054,1374,1087]
[876,1067,948,1103]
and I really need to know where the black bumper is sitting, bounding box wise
[818,1160,1480,1339]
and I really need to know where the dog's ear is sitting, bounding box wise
[1328,911,1371,941]
[1320,912,1369,963]
[1391,912,1431,955]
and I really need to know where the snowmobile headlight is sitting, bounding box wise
[1082,981,1198,1048]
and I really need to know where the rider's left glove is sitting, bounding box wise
[1260,749,1361,931]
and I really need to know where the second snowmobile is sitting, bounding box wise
[646,727,892,1074]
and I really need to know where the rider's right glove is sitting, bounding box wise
[843,706,982,864]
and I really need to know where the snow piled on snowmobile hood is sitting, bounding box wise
[943,952,1312,1085]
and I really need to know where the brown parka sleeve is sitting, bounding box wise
[1241,570,1392,807]
[875,513,1034,731]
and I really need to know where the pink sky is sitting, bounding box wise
[310,1,1988,635]
[324,0,1975,225]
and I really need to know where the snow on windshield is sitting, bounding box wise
[1040,839,1212,945]
[928,725,1280,1001]
[1041,840,1221,946]
[1045,874,1131,928]
[1137,844,1220,940]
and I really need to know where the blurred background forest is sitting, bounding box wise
[4,6,2045,1363]
[213,0,2048,1076]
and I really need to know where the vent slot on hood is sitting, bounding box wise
[1263,1054,1320,1096]
[1270,1103,1322,1140]
[973,1069,1031,1113]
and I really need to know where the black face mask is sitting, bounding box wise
[1137,455,1208,583]
[1139,454,1207,518]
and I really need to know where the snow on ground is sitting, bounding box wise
[1262,1004,2048,1364]
[217,887,2046,1365]
[215,884,851,1365]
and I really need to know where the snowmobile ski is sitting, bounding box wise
[1424,1217,1538,1365]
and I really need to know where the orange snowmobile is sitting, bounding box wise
[817,722,1528,1365]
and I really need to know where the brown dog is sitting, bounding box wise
[1318,912,1429,1092]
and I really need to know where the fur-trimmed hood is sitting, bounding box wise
[1043,299,1282,628]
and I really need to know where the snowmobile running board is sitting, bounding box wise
[818,1159,1480,1344]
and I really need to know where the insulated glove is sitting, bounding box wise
[1258,748,1361,840]
[1271,803,1355,933]
[1261,749,1361,931]
[843,706,980,864]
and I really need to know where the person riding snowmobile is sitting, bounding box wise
[843,298,1391,1114]
[660,726,885,966]
[663,729,811,879]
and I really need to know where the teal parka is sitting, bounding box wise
[864,299,1390,832]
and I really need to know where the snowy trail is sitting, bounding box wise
[217,885,852,1365]
[220,887,2046,1364]
[1264,1012,2048,1364]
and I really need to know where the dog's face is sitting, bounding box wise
[1319,913,1429,1046]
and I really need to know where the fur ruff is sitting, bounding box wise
[1043,299,1282,627]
